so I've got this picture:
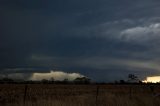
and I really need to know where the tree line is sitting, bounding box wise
[0,76,91,84]
[0,74,160,84]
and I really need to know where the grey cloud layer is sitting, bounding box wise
[1,0,160,81]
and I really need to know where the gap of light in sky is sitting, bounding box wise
[143,76,160,83]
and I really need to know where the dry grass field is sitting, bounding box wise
[0,84,160,106]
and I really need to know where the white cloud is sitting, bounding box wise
[143,76,160,83]
[29,71,84,81]
[0,71,84,81]
[120,23,160,42]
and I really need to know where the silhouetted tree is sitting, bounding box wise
[120,80,125,84]
[128,74,139,83]
[74,77,91,84]
[63,78,69,84]
[0,77,14,83]
[128,74,137,80]
[41,79,49,84]
[50,77,54,83]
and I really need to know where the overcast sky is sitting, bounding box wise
[1,0,160,81]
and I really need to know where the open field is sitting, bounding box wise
[0,84,160,106]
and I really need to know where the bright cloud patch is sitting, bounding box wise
[0,71,84,81]
[120,23,160,42]
[143,76,160,83]
[30,71,84,81]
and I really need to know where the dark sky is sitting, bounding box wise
[1,0,160,81]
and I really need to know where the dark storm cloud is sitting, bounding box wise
[1,0,160,81]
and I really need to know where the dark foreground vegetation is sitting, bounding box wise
[0,76,91,84]
[0,84,160,106]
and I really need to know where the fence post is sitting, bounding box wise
[129,86,132,99]
[96,86,99,106]
[24,85,28,106]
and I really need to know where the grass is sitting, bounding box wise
[0,84,160,106]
